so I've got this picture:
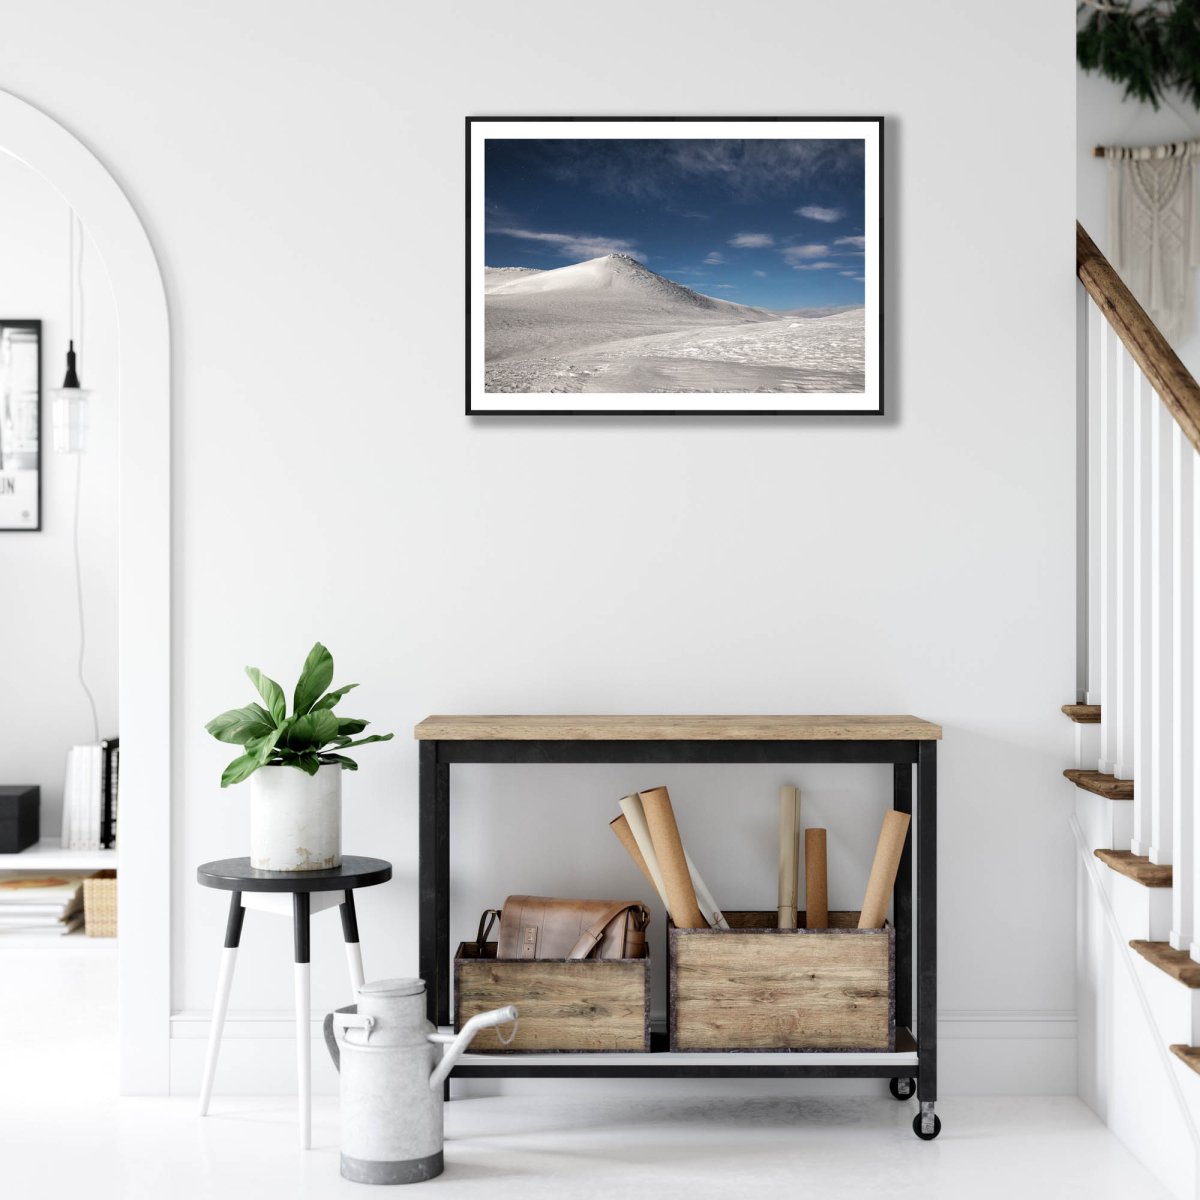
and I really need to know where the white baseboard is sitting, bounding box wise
[170,1008,1077,1098]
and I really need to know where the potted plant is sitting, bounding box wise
[205,642,393,871]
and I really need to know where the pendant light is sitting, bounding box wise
[51,212,93,454]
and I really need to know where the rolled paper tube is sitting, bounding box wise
[638,786,707,929]
[609,813,662,900]
[778,786,799,929]
[858,810,912,929]
[683,849,730,930]
[617,795,671,914]
[805,828,828,929]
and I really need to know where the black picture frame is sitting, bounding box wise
[0,319,43,530]
[467,116,884,417]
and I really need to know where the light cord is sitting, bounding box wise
[67,207,99,744]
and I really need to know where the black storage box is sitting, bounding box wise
[0,786,39,853]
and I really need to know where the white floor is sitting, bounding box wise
[0,951,1173,1199]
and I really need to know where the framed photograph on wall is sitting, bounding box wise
[467,117,882,416]
[0,319,41,529]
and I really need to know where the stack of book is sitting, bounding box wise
[60,738,119,851]
[0,872,87,936]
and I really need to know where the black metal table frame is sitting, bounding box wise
[418,737,936,1123]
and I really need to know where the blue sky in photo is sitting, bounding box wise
[483,137,867,310]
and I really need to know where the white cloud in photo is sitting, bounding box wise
[853,276,865,282]
[728,232,774,248]
[791,262,838,271]
[492,227,644,261]
[795,205,842,222]
[839,270,858,277]
[753,270,767,277]
[703,251,726,265]
[834,235,866,249]
[780,244,829,265]
[710,283,738,290]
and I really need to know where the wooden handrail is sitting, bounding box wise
[1077,221,1200,454]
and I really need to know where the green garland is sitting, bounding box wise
[1078,1,1200,109]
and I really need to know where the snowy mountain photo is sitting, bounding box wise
[467,118,882,414]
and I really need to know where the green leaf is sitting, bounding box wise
[319,753,359,771]
[220,752,261,788]
[252,725,285,765]
[281,708,340,752]
[312,683,358,712]
[246,666,286,724]
[292,752,321,776]
[206,703,275,746]
[335,733,394,751]
[336,717,369,737]
[293,642,335,716]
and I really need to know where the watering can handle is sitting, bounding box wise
[323,1012,340,1073]
[324,1005,374,1072]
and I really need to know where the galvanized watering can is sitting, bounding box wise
[324,977,517,1184]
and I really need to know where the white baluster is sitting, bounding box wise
[1098,320,1120,774]
[1147,398,1175,860]
[1191,440,1200,964]
[1168,424,1194,952]
[1130,369,1154,853]
[1087,300,1103,710]
[1114,348,1136,780]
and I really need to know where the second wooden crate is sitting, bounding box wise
[670,910,894,1051]
[454,940,650,1052]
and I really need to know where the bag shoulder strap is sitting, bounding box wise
[475,908,501,947]
[566,901,649,960]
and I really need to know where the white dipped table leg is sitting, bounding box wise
[198,945,238,1116]
[295,961,311,1149]
[345,940,365,993]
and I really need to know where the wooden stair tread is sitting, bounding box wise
[1062,704,1101,724]
[1063,769,1134,800]
[1170,1045,1200,1076]
[1130,941,1200,987]
[1094,849,1173,887]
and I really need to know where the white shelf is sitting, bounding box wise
[0,930,116,950]
[0,837,117,871]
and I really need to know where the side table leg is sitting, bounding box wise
[199,891,244,1116]
[340,890,365,993]
[293,892,311,1150]
[916,740,938,1130]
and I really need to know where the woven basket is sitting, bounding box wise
[83,870,117,938]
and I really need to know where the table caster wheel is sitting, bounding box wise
[913,1112,942,1141]
[889,1077,915,1101]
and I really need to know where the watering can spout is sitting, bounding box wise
[428,1006,518,1090]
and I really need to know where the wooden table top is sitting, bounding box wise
[413,715,942,742]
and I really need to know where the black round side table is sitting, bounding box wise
[196,856,391,1149]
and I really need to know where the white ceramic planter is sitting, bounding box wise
[250,762,342,871]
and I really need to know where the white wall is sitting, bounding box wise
[0,0,1076,1094]
[0,152,117,836]
[1078,69,1200,374]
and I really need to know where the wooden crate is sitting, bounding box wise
[454,941,650,1053]
[669,910,894,1052]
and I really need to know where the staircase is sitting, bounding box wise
[1073,224,1200,1199]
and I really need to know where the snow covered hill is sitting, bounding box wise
[482,253,865,395]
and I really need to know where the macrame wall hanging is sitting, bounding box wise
[1100,141,1200,343]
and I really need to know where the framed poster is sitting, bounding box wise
[467,117,882,416]
[0,320,41,529]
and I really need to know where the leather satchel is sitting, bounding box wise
[476,895,649,961]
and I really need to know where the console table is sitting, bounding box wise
[414,715,942,1139]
